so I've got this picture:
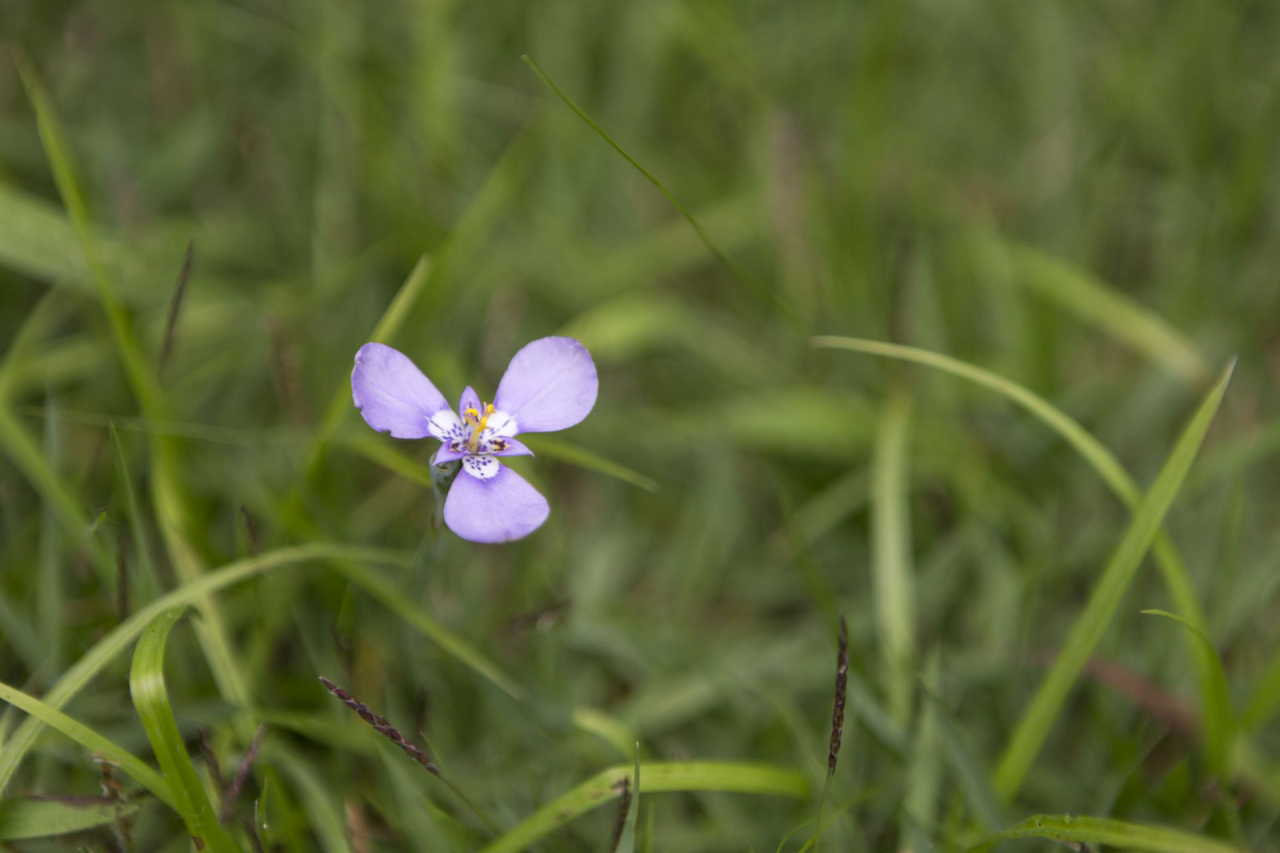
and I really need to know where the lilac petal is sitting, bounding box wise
[485,435,533,457]
[352,343,456,439]
[458,386,482,418]
[444,463,550,543]
[492,337,597,435]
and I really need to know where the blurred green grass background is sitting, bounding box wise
[1,0,1279,850]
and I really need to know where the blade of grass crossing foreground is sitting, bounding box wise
[1142,610,1235,778]
[129,608,238,852]
[812,338,1221,770]
[0,798,142,840]
[969,815,1249,853]
[0,544,412,795]
[479,762,806,853]
[871,388,915,726]
[991,360,1234,799]
[0,681,173,808]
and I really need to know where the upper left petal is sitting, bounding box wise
[352,343,452,439]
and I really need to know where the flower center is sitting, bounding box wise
[462,403,495,453]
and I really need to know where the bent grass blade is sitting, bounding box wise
[129,608,238,852]
[0,544,412,795]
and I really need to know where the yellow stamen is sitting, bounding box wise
[466,403,495,452]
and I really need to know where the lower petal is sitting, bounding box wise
[443,463,550,543]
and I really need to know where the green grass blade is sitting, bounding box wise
[109,422,161,605]
[922,686,1004,832]
[0,680,173,808]
[37,392,64,670]
[812,336,1222,771]
[478,762,806,853]
[14,51,163,417]
[1241,643,1280,733]
[903,652,942,852]
[979,233,1211,385]
[522,55,782,317]
[343,437,435,488]
[871,388,915,725]
[970,814,1249,853]
[811,338,1131,497]
[129,607,239,852]
[520,436,659,492]
[571,707,638,759]
[1142,609,1235,777]
[0,544,412,795]
[269,742,353,853]
[331,560,524,699]
[0,797,142,840]
[0,405,108,571]
[991,361,1234,799]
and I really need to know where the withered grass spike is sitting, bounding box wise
[219,724,266,824]
[239,505,261,556]
[158,241,194,377]
[319,677,442,777]
[197,727,225,795]
[115,537,129,621]
[608,776,632,853]
[827,614,849,775]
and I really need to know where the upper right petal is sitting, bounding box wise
[352,343,455,439]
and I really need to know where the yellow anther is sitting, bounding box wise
[466,403,496,452]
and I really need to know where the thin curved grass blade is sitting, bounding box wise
[1142,610,1235,777]
[991,360,1233,799]
[129,607,238,852]
[969,814,1249,853]
[478,762,806,853]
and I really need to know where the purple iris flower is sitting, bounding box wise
[351,337,597,543]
